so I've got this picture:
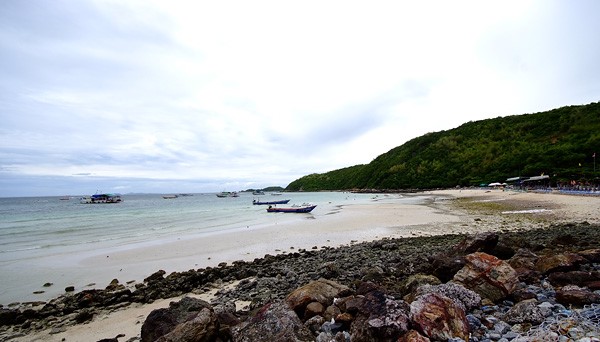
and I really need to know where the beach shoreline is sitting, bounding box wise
[4,189,600,341]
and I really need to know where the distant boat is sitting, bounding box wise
[163,195,178,199]
[80,194,122,204]
[252,190,265,195]
[271,192,283,196]
[216,191,239,198]
[59,196,71,201]
[266,204,316,213]
[252,199,290,205]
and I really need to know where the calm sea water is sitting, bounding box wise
[1,191,415,304]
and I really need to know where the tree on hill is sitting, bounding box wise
[286,102,600,191]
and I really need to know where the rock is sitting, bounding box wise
[411,282,481,311]
[534,252,587,274]
[555,285,600,307]
[285,278,352,319]
[96,334,125,342]
[430,255,466,282]
[231,302,314,342]
[578,248,600,262]
[548,270,600,287]
[398,329,431,341]
[155,307,218,342]
[144,270,166,283]
[141,297,216,342]
[508,248,539,270]
[65,286,75,292]
[400,274,441,300]
[304,301,325,320]
[453,252,519,302]
[410,292,469,341]
[501,299,545,325]
[350,288,410,341]
[452,232,499,255]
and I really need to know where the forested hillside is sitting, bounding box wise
[286,102,600,191]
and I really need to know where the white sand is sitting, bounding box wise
[14,190,600,341]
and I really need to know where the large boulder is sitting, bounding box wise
[156,307,218,342]
[231,302,314,342]
[285,278,352,319]
[349,289,410,341]
[410,282,481,311]
[140,297,218,342]
[534,252,587,274]
[410,292,469,341]
[453,252,519,302]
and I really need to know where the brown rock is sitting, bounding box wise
[231,302,314,342]
[548,270,600,287]
[285,278,351,318]
[452,232,499,254]
[141,297,217,342]
[410,292,469,341]
[400,274,441,300]
[156,308,218,342]
[304,301,325,320]
[555,285,600,307]
[578,249,600,263]
[534,252,587,274]
[430,255,466,283]
[508,248,539,270]
[350,289,410,341]
[453,252,519,302]
[398,329,431,342]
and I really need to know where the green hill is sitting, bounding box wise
[286,102,600,191]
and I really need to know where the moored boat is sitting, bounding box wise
[80,194,122,204]
[163,195,178,199]
[216,191,239,198]
[266,204,316,213]
[252,199,290,205]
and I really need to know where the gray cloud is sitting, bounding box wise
[1,1,599,196]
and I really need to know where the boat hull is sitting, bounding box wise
[253,199,290,205]
[266,205,316,213]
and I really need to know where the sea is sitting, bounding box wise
[0,191,421,304]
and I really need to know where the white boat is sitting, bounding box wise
[80,194,122,204]
[216,191,239,198]
[163,195,178,199]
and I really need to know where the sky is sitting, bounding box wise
[1,1,599,197]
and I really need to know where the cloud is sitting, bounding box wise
[1,0,599,196]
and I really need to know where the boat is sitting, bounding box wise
[163,195,178,199]
[59,196,71,201]
[266,204,317,213]
[80,193,122,204]
[252,190,265,195]
[252,199,290,205]
[216,191,239,198]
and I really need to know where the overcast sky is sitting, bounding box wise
[1,1,599,197]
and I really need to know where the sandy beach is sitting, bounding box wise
[13,189,600,341]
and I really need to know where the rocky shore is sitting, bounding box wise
[1,192,599,341]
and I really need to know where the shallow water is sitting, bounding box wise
[0,191,421,304]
